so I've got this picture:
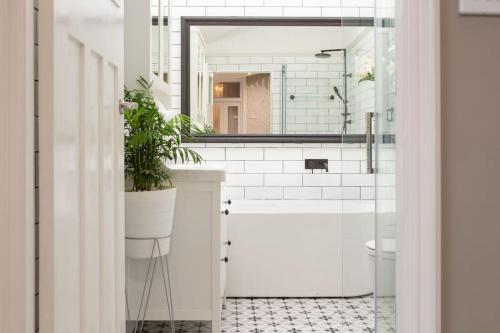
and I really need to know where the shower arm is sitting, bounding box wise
[320,48,345,53]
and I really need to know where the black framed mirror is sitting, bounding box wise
[181,17,375,143]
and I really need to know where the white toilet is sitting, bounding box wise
[366,238,396,297]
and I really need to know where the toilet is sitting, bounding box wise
[366,238,396,297]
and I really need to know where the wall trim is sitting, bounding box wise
[396,0,441,331]
[0,0,35,332]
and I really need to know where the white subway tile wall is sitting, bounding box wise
[345,28,375,134]
[178,142,375,200]
[168,0,377,200]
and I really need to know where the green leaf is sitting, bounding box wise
[123,77,204,191]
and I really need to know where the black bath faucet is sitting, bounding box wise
[305,159,328,173]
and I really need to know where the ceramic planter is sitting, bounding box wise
[125,187,177,259]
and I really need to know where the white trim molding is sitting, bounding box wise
[396,0,441,332]
[0,0,35,332]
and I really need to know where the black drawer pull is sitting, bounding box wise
[225,240,232,246]
[224,199,232,205]
[221,209,229,215]
[221,257,229,263]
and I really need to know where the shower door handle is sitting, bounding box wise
[366,112,375,174]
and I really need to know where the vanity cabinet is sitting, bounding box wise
[126,166,229,333]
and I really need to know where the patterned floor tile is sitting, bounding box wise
[131,295,395,333]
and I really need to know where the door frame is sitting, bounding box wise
[0,0,35,332]
[213,101,243,134]
[395,0,441,332]
[0,1,441,332]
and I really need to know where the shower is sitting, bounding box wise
[314,48,344,58]
[314,51,332,59]
[333,86,345,103]
[334,86,352,134]
[315,48,352,134]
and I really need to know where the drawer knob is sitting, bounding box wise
[224,199,232,205]
[222,209,229,215]
[221,257,229,263]
[225,240,232,246]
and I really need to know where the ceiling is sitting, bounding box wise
[194,25,370,55]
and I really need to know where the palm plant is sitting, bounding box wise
[124,77,202,191]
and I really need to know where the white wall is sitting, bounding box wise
[168,0,376,200]
[125,0,152,89]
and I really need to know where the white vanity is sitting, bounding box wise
[126,165,229,332]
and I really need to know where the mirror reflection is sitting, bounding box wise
[188,25,374,136]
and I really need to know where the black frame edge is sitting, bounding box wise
[181,16,375,143]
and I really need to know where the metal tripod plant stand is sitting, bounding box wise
[126,236,175,333]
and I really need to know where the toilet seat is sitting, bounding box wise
[366,239,396,258]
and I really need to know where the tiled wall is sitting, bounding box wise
[181,142,377,200]
[207,54,346,134]
[346,28,375,134]
[169,0,376,200]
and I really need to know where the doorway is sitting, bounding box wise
[5,0,442,332]
[211,72,271,135]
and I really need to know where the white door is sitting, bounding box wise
[214,102,242,134]
[39,0,125,332]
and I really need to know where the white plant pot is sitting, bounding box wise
[359,80,375,90]
[125,187,177,259]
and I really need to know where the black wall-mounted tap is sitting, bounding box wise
[305,159,329,173]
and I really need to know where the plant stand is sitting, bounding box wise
[126,236,175,333]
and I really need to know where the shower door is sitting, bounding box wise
[339,3,397,333]
[373,1,397,331]
[338,16,377,333]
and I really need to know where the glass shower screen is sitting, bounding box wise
[339,15,378,333]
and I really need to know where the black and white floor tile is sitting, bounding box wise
[135,295,395,333]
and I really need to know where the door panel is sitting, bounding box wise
[227,106,239,135]
[100,61,118,333]
[39,0,125,332]
[83,51,102,333]
[213,102,241,134]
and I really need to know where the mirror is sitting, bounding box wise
[182,18,374,140]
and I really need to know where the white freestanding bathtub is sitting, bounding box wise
[226,200,375,297]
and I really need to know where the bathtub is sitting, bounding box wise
[226,200,375,297]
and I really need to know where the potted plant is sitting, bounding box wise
[124,77,202,258]
[358,66,375,85]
